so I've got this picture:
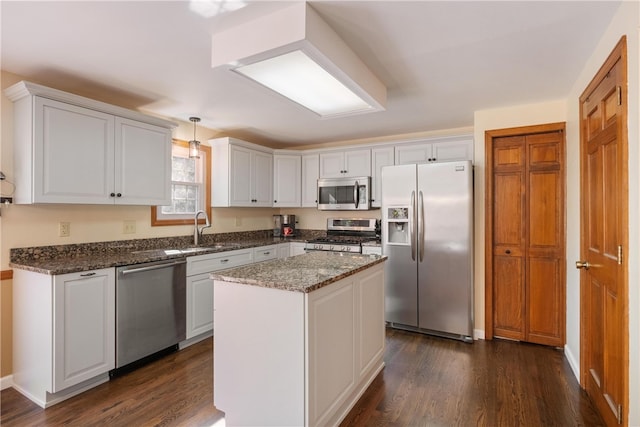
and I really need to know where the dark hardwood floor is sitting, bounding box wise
[1,328,603,426]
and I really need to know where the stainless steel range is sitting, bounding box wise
[305,218,379,253]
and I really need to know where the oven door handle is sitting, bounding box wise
[120,259,186,276]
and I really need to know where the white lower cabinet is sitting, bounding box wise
[13,267,115,407]
[186,273,216,339]
[253,245,278,263]
[278,243,291,258]
[214,262,385,426]
[361,245,382,255]
[186,248,253,340]
[290,242,307,256]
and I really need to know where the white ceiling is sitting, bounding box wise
[1,1,621,147]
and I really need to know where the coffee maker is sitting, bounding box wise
[282,214,296,237]
[273,214,296,237]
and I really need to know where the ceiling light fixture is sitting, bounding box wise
[211,2,386,118]
[188,117,201,159]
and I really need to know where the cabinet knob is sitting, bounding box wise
[505,249,511,254]
[110,192,115,197]
[274,200,277,203]
[116,193,122,197]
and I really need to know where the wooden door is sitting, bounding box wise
[579,37,628,426]
[486,123,566,347]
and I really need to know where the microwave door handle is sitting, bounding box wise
[354,180,359,209]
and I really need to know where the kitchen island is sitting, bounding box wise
[211,251,387,427]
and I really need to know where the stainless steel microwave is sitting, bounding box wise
[317,176,372,210]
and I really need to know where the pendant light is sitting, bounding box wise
[188,116,201,158]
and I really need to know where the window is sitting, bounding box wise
[151,139,211,226]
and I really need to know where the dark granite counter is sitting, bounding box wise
[211,251,387,293]
[9,230,321,275]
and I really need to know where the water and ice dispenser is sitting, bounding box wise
[386,207,410,245]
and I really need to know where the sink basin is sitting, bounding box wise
[131,244,243,257]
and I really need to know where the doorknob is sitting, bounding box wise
[575,260,591,270]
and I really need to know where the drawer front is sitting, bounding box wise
[187,249,253,276]
[253,245,278,263]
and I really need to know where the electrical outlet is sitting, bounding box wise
[123,220,136,234]
[59,222,70,237]
[235,217,242,227]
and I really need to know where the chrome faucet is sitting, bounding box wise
[194,210,211,245]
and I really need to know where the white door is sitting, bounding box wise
[229,145,252,205]
[115,117,172,205]
[186,273,214,339]
[34,97,114,203]
[371,147,394,207]
[52,268,115,392]
[252,150,273,206]
[343,148,371,176]
[301,154,319,207]
[431,139,473,163]
[395,143,433,165]
[319,151,345,178]
[273,154,301,207]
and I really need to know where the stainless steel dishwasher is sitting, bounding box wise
[115,258,186,370]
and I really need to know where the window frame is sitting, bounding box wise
[151,139,211,226]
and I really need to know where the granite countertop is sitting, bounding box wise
[9,236,309,275]
[211,251,387,293]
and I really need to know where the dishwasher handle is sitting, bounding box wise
[119,259,186,276]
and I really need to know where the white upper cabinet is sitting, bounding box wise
[273,154,301,207]
[395,137,473,165]
[211,137,274,207]
[115,118,172,205]
[371,146,394,207]
[5,81,175,205]
[301,154,319,207]
[319,148,371,178]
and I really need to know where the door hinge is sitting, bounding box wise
[617,245,623,265]
[617,85,622,106]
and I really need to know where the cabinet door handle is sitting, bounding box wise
[110,192,116,197]
[80,272,96,277]
[220,259,229,263]
[263,251,271,255]
[505,249,511,254]
[117,193,122,197]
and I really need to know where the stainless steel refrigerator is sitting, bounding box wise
[381,161,473,342]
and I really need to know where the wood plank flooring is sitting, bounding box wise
[1,328,603,426]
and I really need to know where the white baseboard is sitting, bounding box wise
[564,344,580,383]
[0,374,13,390]
[474,329,485,340]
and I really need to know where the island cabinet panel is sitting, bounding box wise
[214,283,306,427]
[213,261,385,427]
[307,279,357,427]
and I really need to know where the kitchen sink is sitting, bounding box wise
[131,244,243,257]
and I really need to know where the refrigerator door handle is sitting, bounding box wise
[418,190,425,262]
[410,190,416,261]
[354,180,359,209]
